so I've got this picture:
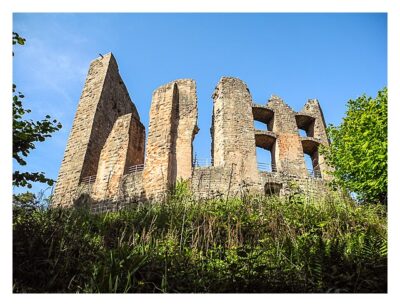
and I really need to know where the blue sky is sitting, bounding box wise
[12,13,387,196]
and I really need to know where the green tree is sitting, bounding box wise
[324,88,387,204]
[13,33,62,188]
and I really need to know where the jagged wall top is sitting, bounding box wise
[52,54,332,208]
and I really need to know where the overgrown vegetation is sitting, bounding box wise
[323,88,387,204]
[13,187,387,293]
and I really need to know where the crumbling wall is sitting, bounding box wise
[124,119,146,174]
[143,79,198,199]
[80,53,141,179]
[143,82,178,198]
[259,171,328,198]
[81,172,146,213]
[267,96,308,177]
[190,165,264,200]
[191,166,229,199]
[211,77,258,188]
[92,113,145,200]
[121,172,145,200]
[52,53,144,207]
[300,99,333,179]
[175,80,198,180]
[53,52,333,210]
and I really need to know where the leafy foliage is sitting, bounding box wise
[13,32,26,46]
[13,192,37,206]
[323,88,387,204]
[13,33,62,188]
[13,193,387,293]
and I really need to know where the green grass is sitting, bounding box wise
[13,188,387,293]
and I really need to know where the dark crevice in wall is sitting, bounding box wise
[168,83,179,186]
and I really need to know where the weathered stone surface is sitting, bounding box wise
[143,79,198,198]
[54,54,333,211]
[299,99,333,179]
[211,77,259,189]
[52,53,144,207]
[175,80,198,180]
[142,81,177,198]
[92,113,145,200]
[266,96,308,177]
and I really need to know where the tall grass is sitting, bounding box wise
[13,187,387,293]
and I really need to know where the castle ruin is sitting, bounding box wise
[52,53,332,211]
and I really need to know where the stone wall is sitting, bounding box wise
[190,166,264,201]
[53,53,333,211]
[266,96,308,177]
[259,171,328,198]
[76,172,146,213]
[190,166,328,201]
[121,172,145,200]
[52,53,144,207]
[143,81,178,198]
[92,113,145,201]
[143,79,198,199]
[80,54,141,180]
[211,77,259,189]
[175,80,198,180]
[191,166,230,200]
[299,99,333,179]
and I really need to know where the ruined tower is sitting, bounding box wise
[142,79,198,199]
[262,95,308,176]
[211,77,259,188]
[52,53,145,207]
[53,54,332,211]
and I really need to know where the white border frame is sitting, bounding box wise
[1,1,398,305]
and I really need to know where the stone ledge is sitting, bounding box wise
[300,136,322,155]
[255,130,277,150]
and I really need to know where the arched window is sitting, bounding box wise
[301,138,322,178]
[255,131,277,172]
[252,105,274,131]
[296,114,315,137]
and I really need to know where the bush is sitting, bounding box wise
[13,193,387,293]
[324,88,387,204]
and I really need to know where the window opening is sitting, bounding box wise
[304,151,321,178]
[254,120,268,130]
[256,146,276,172]
[298,128,307,137]
[265,182,282,196]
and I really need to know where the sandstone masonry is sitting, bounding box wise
[52,53,333,209]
